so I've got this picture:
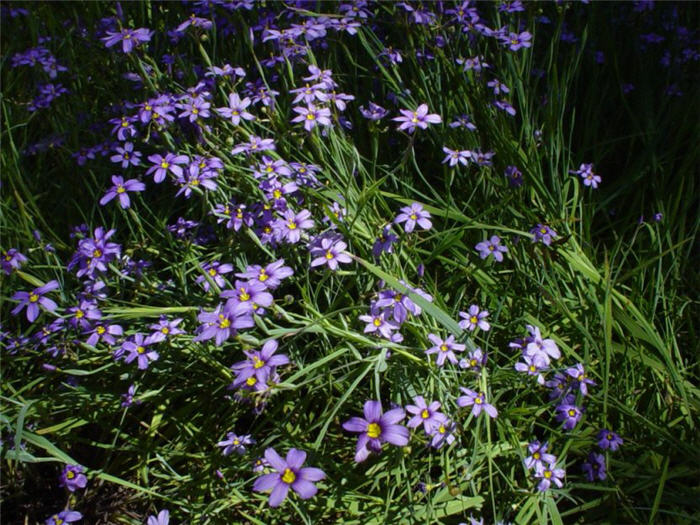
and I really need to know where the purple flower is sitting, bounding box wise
[175,164,218,198]
[393,103,442,133]
[501,31,532,51]
[86,322,123,346]
[582,452,606,481]
[459,347,487,372]
[121,384,140,407]
[291,104,332,131]
[217,433,255,456]
[102,27,153,53]
[1,248,28,274]
[524,441,556,472]
[442,147,471,167]
[493,99,516,116]
[359,102,389,120]
[11,280,60,322]
[147,510,169,525]
[524,325,561,365]
[405,396,447,433]
[535,463,565,491]
[310,237,352,270]
[230,339,289,388]
[45,510,82,525]
[194,302,254,346]
[110,142,141,168]
[449,114,477,130]
[565,363,596,396]
[274,209,314,244]
[216,92,254,125]
[530,224,558,245]
[429,420,456,449]
[235,259,293,290]
[196,261,234,292]
[505,165,523,187]
[372,227,398,257]
[457,388,498,419]
[253,448,325,507]
[221,279,274,314]
[146,153,189,183]
[359,305,401,341]
[59,464,87,492]
[394,202,432,233]
[426,334,465,366]
[458,305,490,332]
[342,400,409,462]
[514,354,548,385]
[148,316,185,343]
[555,403,583,430]
[571,163,601,189]
[122,333,159,370]
[475,235,508,262]
[597,429,623,451]
[99,175,145,209]
[375,286,423,324]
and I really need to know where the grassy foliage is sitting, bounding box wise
[1,1,698,523]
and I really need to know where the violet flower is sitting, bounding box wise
[582,452,606,481]
[535,462,565,491]
[458,305,490,331]
[2,248,28,274]
[196,261,234,292]
[291,104,332,131]
[524,441,556,472]
[221,279,274,313]
[253,448,325,507]
[372,227,398,257]
[309,237,352,270]
[442,147,471,167]
[426,334,465,366]
[597,429,623,451]
[11,281,60,322]
[457,388,498,418]
[193,302,254,346]
[555,403,583,430]
[359,306,401,341]
[274,209,314,244]
[393,103,442,133]
[148,316,185,343]
[475,235,507,262]
[565,363,596,396]
[216,92,254,125]
[102,27,153,53]
[342,400,409,462]
[59,464,87,492]
[217,433,255,456]
[394,202,432,233]
[45,510,82,525]
[122,333,159,370]
[405,396,447,433]
[86,322,123,346]
[530,224,558,245]
[571,163,601,188]
[429,420,456,449]
[110,142,141,168]
[99,175,145,209]
[146,153,189,183]
[359,102,389,120]
[230,339,289,388]
[147,510,170,525]
[235,259,293,290]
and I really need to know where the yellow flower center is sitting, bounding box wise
[232,110,239,115]
[470,316,478,324]
[265,166,273,172]
[258,270,269,282]
[544,470,552,479]
[208,268,217,276]
[367,422,382,438]
[529,365,536,372]
[282,468,296,484]
[239,288,251,301]
[568,409,576,417]
[66,470,75,479]
[287,221,297,230]
[192,108,199,115]
[93,249,102,257]
[161,161,169,168]
[29,292,39,302]
[273,189,282,199]
[475,396,483,404]
[253,357,264,369]
[137,346,146,354]
[325,251,334,260]
[439,344,448,352]
[372,318,382,327]
[410,213,417,220]
[470,359,477,367]
[533,452,540,459]
[411,113,418,123]
[306,113,315,120]
[233,439,240,445]
[161,327,169,334]
[116,185,126,194]
[97,326,106,335]
[246,376,257,386]
[421,409,430,419]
